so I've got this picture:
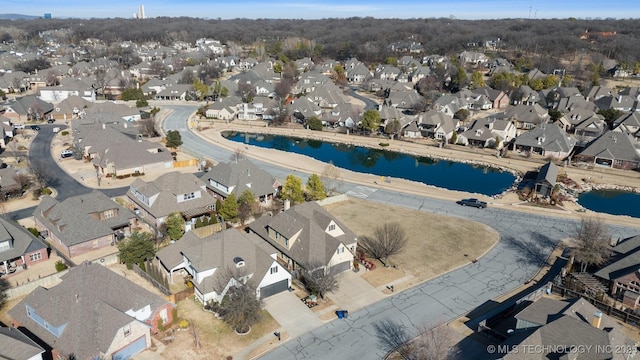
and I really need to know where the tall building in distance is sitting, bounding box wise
[134,4,145,19]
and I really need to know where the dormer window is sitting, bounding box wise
[329,224,336,231]
[234,257,245,268]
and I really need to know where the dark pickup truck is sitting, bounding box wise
[457,198,487,208]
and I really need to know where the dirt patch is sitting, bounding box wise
[325,197,499,289]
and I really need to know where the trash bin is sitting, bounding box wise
[336,310,349,319]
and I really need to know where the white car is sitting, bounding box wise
[53,127,61,133]
[13,124,25,129]
[61,150,73,158]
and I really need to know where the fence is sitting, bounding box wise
[168,287,195,303]
[6,269,68,299]
[551,283,640,329]
[173,159,198,168]
[315,194,348,207]
[191,223,224,238]
[132,264,171,296]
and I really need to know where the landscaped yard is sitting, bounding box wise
[325,197,499,292]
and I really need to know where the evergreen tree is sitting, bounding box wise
[166,212,185,241]
[281,174,305,204]
[219,193,239,221]
[118,232,156,269]
[306,173,326,201]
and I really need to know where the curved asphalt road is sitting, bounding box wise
[10,124,128,220]
[162,106,640,360]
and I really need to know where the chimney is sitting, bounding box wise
[592,311,602,328]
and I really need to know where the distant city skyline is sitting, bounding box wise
[3,0,640,20]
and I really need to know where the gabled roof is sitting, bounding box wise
[200,158,278,198]
[514,123,576,153]
[0,327,45,360]
[5,95,54,115]
[535,161,558,186]
[579,130,640,163]
[33,191,135,247]
[248,202,357,269]
[504,103,549,124]
[0,216,47,263]
[128,171,215,219]
[182,229,277,294]
[156,231,203,271]
[594,235,640,281]
[9,262,171,360]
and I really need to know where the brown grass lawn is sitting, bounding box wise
[151,298,279,359]
[325,197,499,290]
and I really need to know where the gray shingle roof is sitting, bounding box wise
[33,191,135,247]
[514,123,577,153]
[579,130,640,163]
[0,327,45,360]
[200,159,278,199]
[248,202,357,269]
[8,262,171,360]
[0,216,47,263]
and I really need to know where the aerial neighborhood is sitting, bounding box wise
[0,14,640,360]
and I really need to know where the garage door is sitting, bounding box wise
[112,335,147,360]
[330,261,351,274]
[260,279,289,299]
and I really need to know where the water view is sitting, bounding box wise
[578,190,640,218]
[223,132,516,196]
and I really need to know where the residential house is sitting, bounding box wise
[157,229,291,304]
[403,120,422,139]
[0,327,45,360]
[511,85,539,105]
[49,95,92,121]
[84,101,141,122]
[34,191,136,258]
[127,171,216,228]
[503,103,550,134]
[415,110,458,141]
[533,161,558,198]
[0,216,49,275]
[290,97,322,122]
[471,87,509,109]
[585,85,614,101]
[74,126,173,177]
[497,297,636,360]
[346,62,373,84]
[458,117,516,148]
[247,201,358,275]
[556,108,606,146]
[205,98,238,121]
[513,123,576,159]
[432,94,466,116]
[9,262,175,360]
[307,82,349,109]
[320,103,360,129]
[595,94,637,112]
[38,78,96,103]
[458,51,489,65]
[527,67,547,80]
[154,84,192,101]
[594,235,640,309]
[200,158,280,207]
[575,130,640,170]
[2,95,54,122]
[613,112,640,140]
[293,71,330,95]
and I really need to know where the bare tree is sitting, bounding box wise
[13,173,31,191]
[571,217,611,272]
[321,162,341,195]
[7,140,26,164]
[229,147,246,163]
[138,118,157,138]
[374,319,457,360]
[28,159,55,189]
[189,319,201,349]
[302,262,339,300]
[214,267,262,333]
[359,222,408,266]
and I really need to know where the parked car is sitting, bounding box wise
[60,150,74,158]
[13,124,25,129]
[457,198,487,208]
[52,127,61,133]
[47,118,55,123]
[30,125,40,131]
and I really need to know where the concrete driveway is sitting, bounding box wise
[263,291,322,339]
[329,270,384,312]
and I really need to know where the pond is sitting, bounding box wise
[578,190,640,218]
[222,132,516,196]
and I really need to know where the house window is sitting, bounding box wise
[30,252,42,262]
[328,224,336,231]
[615,160,623,166]
[284,238,289,247]
[104,209,115,219]
[337,247,344,254]
[270,266,278,274]
[123,324,131,336]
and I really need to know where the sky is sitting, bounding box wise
[3,0,640,20]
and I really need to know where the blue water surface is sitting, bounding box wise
[223,132,516,196]
[578,190,640,218]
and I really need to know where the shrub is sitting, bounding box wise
[179,319,189,328]
[41,188,52,195]
[60,130,69,136]
[27,227,39,237]
[18,145,27,150]
[379,142,390,147]
[55,260,68,272]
